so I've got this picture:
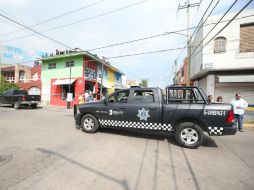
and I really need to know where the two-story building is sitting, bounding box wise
[190,9,254,104]
[0,63,41,95]
[41,50,125,106]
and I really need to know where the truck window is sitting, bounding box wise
[168,89,197,103]
[133,90,154,103]
[108,90,129,103]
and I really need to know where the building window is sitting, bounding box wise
[66,61,74,67]
[214,37,226,53]
[48,63,56,69]
[240,23,254,52]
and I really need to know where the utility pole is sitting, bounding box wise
[178,0,200,86]
[174,60,177,85]
[100,58,106,100]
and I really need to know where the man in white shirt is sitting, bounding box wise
[230,93,248,132]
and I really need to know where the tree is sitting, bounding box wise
[0,75,19,93]
[139,79,148,87]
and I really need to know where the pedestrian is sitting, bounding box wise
[86,91,94,102]
[84,90,89,101]
[78,93,85,104]
[207,95,213,104]
[230,93,248,132]
[217,96,223,103]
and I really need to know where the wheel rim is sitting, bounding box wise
[83,118,94,130]
[180,128,199,145]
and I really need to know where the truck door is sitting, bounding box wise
[104,90,130,122]
[127,89,162,124]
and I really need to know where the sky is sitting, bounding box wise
[0,0,253,88]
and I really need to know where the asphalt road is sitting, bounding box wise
[0,106,254,190]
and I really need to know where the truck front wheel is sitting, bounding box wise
[174,122,204,149]
[81,114,99,133]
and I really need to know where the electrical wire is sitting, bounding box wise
[0,0,149,42]
[0,12,74,50]
[191,0,238,57]
[0,0,106,37]
[174,0,220,62]
[192,0,254,58]
[106,47,185,59]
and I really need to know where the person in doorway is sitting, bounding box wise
[207,95,213,104]
[84,90,89,102]
[230,93,248,132]
[78,93,85,105]
[216,96,223,103]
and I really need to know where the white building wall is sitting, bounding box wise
[191,9,254,78]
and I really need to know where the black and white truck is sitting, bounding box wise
[74,86,236,148]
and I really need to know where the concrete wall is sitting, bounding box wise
[191,9,254,79]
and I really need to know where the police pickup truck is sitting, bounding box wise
[74,86,236,148]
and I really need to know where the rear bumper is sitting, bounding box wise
[208,124,237,136]
[21,101,40,105]
[223,125,237,135]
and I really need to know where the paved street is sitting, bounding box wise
[0,106,254,190]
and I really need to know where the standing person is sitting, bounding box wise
[86,91,94,102]
[217,96,223,103]
[78,93,85,105]
[230,93,248,132]
[207,95,213,104]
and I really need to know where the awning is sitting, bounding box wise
[98,82,113,89]
[53,79,76,85]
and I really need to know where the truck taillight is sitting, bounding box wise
[22,95,26,101]
[227,110,234,123]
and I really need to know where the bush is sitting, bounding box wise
[0,75,19,93]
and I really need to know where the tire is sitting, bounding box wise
[174,122,204,149]
[81,114,99,133]
[14,102,20,109]
[31,104,37,109]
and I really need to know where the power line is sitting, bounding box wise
[190,0,237,57]
[0,12,74,50]
[0,0,149,42]
[106,47,185,59]
[192,0,254,58]
[175,0,220,61]
[0,0,106,37]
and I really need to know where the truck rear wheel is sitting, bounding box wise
[174,122,204,149]
[14,102,20,109]
[81,114,99,133]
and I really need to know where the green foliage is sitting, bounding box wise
[0,75,19,93]
[139,79,148,87]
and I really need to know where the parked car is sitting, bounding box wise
[0,89,41,109]
[74,86,236,148]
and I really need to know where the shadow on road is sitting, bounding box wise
[37,148,131,190]
[98,128,218,148]
[0,105,43,110]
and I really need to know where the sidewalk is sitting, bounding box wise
[244,122,254,131]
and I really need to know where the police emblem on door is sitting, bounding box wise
[137,108,150,121]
